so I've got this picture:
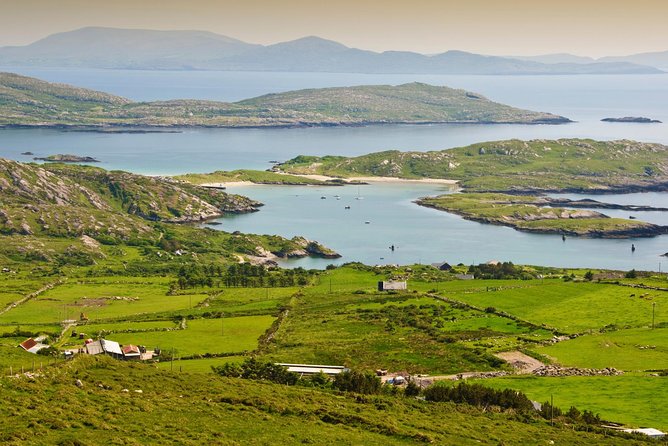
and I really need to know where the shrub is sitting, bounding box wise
[333,370,381,394]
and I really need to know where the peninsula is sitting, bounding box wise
[0,72,570,128]
[416,193,667,238]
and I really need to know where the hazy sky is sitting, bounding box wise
[1,0,666,57]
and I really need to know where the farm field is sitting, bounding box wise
[110,315,275,357]
[536,327,668,370]
[0,279,210,325]
[481,373,668,431]
[445,281,666,333]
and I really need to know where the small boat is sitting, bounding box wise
[321,196,326,199]
[355,196,364,200]
[365,221,370,224]
[629,216,636,219]
[344,206,351,209]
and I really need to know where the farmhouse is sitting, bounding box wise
[276,363,348,377]
[378,281,407,291]
[431,262,452,271]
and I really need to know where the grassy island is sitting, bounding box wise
[417,193,666,237]
[278,138,668,193]
[0,72,569,128]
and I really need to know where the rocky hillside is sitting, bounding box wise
[0,72,570,127]
[0,159,260,240]
[279,139,668,193]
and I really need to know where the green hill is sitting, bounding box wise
[0,72,570,128]
[0,356,647,445]
[278,138,668,193]
[0,158,337,262]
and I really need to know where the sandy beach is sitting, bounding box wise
[293,173,458,185]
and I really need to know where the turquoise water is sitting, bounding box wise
[212,183,668,271]
[1,70,667,270]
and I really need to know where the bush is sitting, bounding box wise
[404,380,421,397]
[212,358,299,385]
[424,382,534,412]
[333,370,381,394]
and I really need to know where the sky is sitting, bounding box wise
[0,0,666,57]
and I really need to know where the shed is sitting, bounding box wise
[84,340,104,355]
[122,344,141,360]
[276,363,348,377]
[622,428,665,438]
[101,339,123,359]
[378,281,407,291]
[18,338,48,354]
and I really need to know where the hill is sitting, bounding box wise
[0,73,570,127]
[0,356,647,445]
[277,139,668,193]
[0,27,661,74]
[0,158,337,262]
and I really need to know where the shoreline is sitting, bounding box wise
[198,174,458,187]
[284,173,459,185]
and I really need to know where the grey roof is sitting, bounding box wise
[85,340,104,355]
[101,339,123,356]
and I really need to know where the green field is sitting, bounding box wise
[445,280,666,333]
[111,316,275,357]
[0,279,210,325]
[482,373,668,430]
[537,327,668,370]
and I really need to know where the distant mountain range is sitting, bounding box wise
[510,52,668,70]
[0,27,664,75]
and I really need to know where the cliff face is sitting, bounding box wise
[0,159,262,239]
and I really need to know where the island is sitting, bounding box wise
[174,169,364,186]
[416,193,667,238]
[601,117,662,123]
[34,154,100,163]
[0,72,571,128]
[277,138,668,193]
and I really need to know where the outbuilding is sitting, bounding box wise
[378,281,407,291]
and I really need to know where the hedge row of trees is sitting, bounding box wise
[175,263,313,289]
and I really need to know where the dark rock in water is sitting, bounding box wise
[206,221,222,226]
[601,117,662,123]
[34,154,100,163]
[20,151,34,156]
[662,252,668,257]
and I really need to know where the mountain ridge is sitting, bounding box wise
[0,27,662,74]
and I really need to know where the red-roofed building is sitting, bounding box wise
[122,344,141,360]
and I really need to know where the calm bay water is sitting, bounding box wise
[0,69,667,270]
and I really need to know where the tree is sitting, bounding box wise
[584,271,594,281]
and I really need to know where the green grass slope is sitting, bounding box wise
[0,356,646,445]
